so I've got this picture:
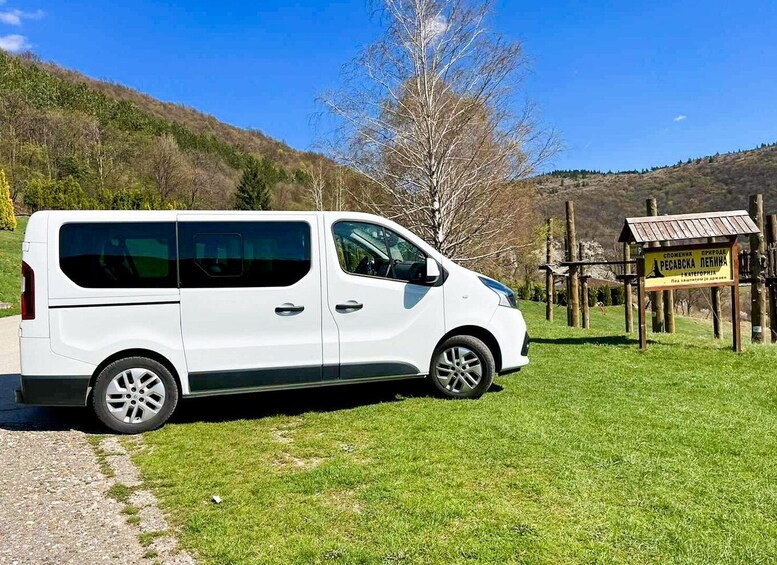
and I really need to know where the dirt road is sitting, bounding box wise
[0,315,153,564]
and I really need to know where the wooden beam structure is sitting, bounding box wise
[545,218,554,322]
[646,198,665,333]
[749,194,766,343]
[566,201,580,328]
[732,240,742,353]
[768,214,777,343]
[664,288,676,333]
[579,242,590,329]
[623,243,633,333]
[711,285,723,339]
[637,257,647,351]
[707,237,722,339]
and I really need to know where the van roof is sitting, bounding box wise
[31,210,382,217]
[23,210,399,242]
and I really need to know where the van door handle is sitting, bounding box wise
[275,303,304,314]
[336,302,363,312]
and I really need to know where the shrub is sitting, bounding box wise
[100,187,163,210]
[24,176,90,211]
[0,169,16,230]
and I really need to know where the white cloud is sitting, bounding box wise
[0,8,44,26]
[673,115,687,122]
[421,14,447,45]
[0,33,30,52]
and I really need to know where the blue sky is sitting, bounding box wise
[2,0,776,172]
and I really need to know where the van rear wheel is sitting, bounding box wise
[91,357,178,434]
[429,335,494,399]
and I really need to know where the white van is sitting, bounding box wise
[17,211,529,433]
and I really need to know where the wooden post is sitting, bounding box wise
[768,214,777,343]
[580,242,590,329]
[545,218,554,322]
[732,240,742,353]
[637,255,647,351]
[623,243,633,333]
[663,289,675,333]
[564,238,572,325]
[566,201,580,328]
[711,286,723,339]
[646,198,665,333]
[749,194,766,343]
[707,237,722,339]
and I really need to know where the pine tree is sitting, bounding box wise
[0,169,16,231]
[234,157,280,211]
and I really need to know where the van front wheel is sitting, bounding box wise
[91,357,179,434]
[429,335,495,399]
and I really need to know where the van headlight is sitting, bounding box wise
[478,276,518,309]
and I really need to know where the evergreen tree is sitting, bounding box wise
[234,157,280,210]
[0,169,16,231]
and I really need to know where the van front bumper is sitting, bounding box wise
[16,375,90,406]
[488,306,530,375]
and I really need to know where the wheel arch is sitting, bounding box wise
[89,348,183,397]
[436,325,502,372]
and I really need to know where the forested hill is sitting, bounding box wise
[533,143,777,246]
[0,51,326,211]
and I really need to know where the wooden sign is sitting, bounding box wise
[643,243,734,291]
[637,240,741,353]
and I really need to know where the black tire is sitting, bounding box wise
[91,356,179,434]
[429,335,495,399]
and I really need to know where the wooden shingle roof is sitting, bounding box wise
[618,210,759,244]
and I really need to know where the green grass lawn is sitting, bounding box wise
[131,302,777,564]
[0,216,26,317]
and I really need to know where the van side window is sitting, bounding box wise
[333,221,427,283]
[193,233,243,278]
[59,223,177,288]
[179,221,311,288]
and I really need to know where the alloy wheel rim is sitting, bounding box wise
[105,368,166,424]
[435,346,483,393]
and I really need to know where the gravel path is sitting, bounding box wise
[0,315,192,564]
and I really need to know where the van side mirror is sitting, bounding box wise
[425,257,440,285]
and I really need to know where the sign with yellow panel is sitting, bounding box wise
[643,244,734,290]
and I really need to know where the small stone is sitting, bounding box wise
[212,495,222,504]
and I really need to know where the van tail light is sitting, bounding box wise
[21,261,35,320]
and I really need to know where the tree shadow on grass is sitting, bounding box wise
[531,335,657,347]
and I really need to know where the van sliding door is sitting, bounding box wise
[177,214,323,394]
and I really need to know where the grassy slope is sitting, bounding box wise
[31,56,318,169]
[0,217,26,317]
[133,302,777,564]
[534,145,777,242]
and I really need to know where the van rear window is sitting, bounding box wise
[59,223,177,288]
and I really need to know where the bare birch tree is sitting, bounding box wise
[321,0,556,266]
[300,160,350,211]
[301,160,327,211]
